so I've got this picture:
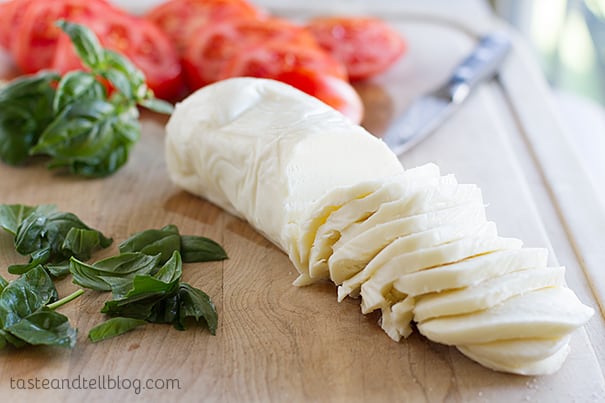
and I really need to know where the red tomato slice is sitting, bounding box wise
[275,70,364,124]
[307,17,406,81]
[12,0,120,74]
[219,41,347,82]
[0,0,35,51]
[145,0,263,53]
[182,17,324,90]
[51,13,184,101]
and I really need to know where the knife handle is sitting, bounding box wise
[448,32,512,102]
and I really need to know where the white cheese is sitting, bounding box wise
[360,225,522,314]
[417,287,594,345]
[336,201,487,299]
[393,248,548,296]
[413,266,566,322]
[165,77,403,285]
[165,77,594,376]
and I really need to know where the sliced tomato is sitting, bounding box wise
[11,0,121,74]
[51,13,184,100]
[275,70,363,124]
[0,0,35,51]
[307,16,406,81]
[182,17,324,90]
[145,0,263,53]
[219,40,347,81]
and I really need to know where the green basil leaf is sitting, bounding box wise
[181,235,228,263]
[100,50,146,100]
[45,262,71,278]
[152,251,182,284]
[62,227,113,261]
[0,328,26,349]
[0,72,59,165]
[0,266,58,328]
[6,308,77,348]
[138,97,174,114]
[0,204,51,236]
[53,71,106,113]
[56,20,105,70]
[0,275,8,293]
[178,283,218,335]
[88,317,146,343]
[119,225,181,264]
[148,294,180,326]
[69,258,112,292]
[7,248,50,275]
[70,253,160,292]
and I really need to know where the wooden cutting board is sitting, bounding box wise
[1,3,604,402]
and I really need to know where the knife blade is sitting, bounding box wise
[382,32,512,155]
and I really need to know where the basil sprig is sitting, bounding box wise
[0,266,82,349]
[0,21,173,177]
[0,204,112,277]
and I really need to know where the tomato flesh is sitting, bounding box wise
[307,17,406,81]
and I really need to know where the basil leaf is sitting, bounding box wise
[8,248,51,275]
[0,266,58,328]
[181,235,228,263]
[88,317,146,343]
[99,50,146,100]
[6,308,77,349]
[153,251,182,284]
[70,253,160,292]
[0,72,59,165]
[138,97,174,114]
[0,275,8,293]
[45,262,71,278]
[119,225,181,264]
[62,227,113,261]
[0,328,27,348]
[53,71,106,113]
[0,204,47,235]
[55,20,105,70]
[178,283,218,335]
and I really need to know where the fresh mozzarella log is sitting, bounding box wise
[417,287,595,345]
[336,201,487,298]
[165,77,594,375]
[413,266,566,322]
[393,248,548,296]
[165,77,403,285]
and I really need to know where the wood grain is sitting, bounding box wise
[0,6,604,403]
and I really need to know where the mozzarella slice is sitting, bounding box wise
[458,342,571,376]
[417,287,595,345]
[336,201,487,296]
[413,266,566,322]
[308,164,441,280]
[458,335,571,368]
[393,248,548,296]
[335,181,481,246]
[165,77,403,285]
[380,296,415,342]
[360,225,522,314]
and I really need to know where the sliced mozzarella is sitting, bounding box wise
[458,342,570,376]
[165,78,403,285]
[417,287,595,345]
[380,296,415,342]
[308,164,442,280]
[360,225,522,314]
[394,248,548,296]
[458,335,571,368]
[336,202,487,295]
[413,266,566,322]
[335,181,481,246]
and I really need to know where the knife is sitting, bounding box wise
[382,32,512,155]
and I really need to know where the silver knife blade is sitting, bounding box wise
[382,32,512,155]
